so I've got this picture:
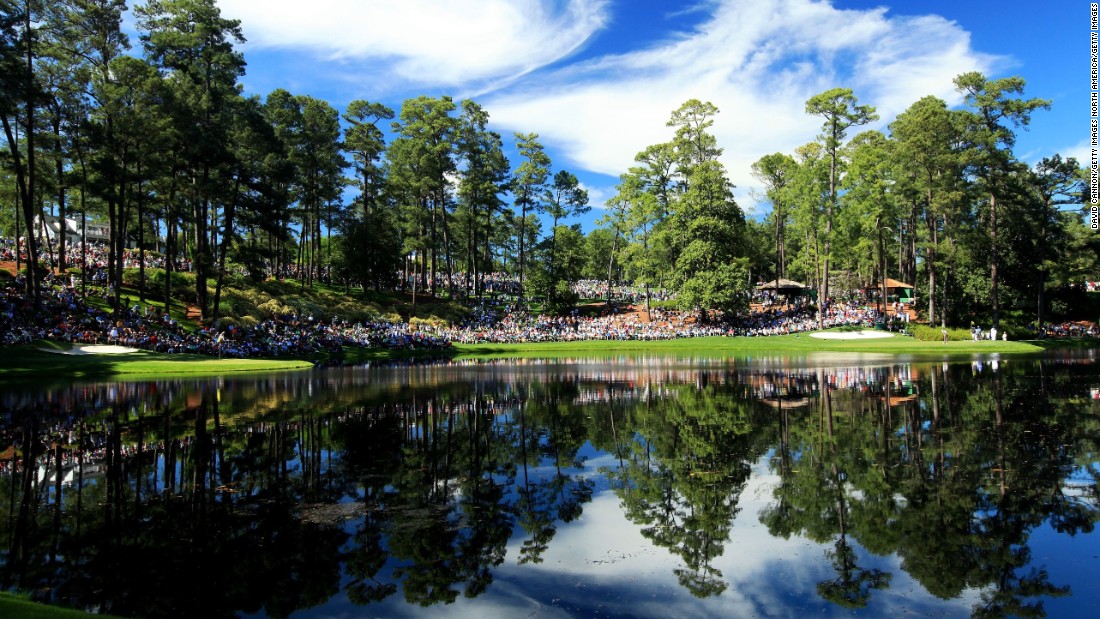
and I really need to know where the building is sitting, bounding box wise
[35,214,112,245]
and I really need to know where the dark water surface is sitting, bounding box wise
[1,353,1099,618]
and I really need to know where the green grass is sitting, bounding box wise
[4,330,1095,384]
[444,333,1056,359]
[84,289,197,331]
[0,592,127,619]
[0,345,312,384]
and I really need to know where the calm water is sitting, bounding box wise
[1,353,1099,618]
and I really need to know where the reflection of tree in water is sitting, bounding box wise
[515,379,595,565]
[817,536,890,607]
[611,378,770,597]
[1,361,1098,617]
[337,411,405,605]
[761,362,1098,617]
[965,369,1081,619]
[379,388,521,606]
[761,371,891,608]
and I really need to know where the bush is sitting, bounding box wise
[136,269,197,302]
[258,299,293,318]
[220,288,261,319]
[410,316,449,329]
[333,300,384,323]
[912,322,1030,342]
[284,298,324,321]
[238,315,260,328]
[910,324,973,341]
[19,264,50,280]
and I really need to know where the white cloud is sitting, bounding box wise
[1061,140,1091,168]
[578,181,614,211]
[483,0,1002,214]
[217,0,610,88]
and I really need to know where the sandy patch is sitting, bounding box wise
[46,344,140,355]
[809,330,895,340]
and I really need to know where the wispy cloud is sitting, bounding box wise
[483,0,1002,210]
[215,0,1004,214]
[578,181,614,211]
[218,0,610,90]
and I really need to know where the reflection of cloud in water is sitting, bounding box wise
[479,458,976,619]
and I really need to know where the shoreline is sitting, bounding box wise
[0,333,1095,384]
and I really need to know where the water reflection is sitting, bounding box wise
[0,356,1098,618]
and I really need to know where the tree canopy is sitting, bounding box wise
[0,2,1093,328]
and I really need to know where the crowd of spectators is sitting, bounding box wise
[1038,321,1099,338]
[3,237,1096,356]
[0,273,452,355]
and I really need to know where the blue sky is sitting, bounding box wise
[186,0,1085,229]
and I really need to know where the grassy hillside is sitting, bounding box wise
[0,344,312,384]
[0,593,128,619]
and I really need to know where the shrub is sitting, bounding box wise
[137,269,197,302]
[410,316,449,329]
[19,264,50,279]
[334,300,383,323]
[220,288,261,319]
[284,298,324,321]
[910,324,973,341]
[912,322,1030,341]
[258,299,293,318]
[238,314,260,329]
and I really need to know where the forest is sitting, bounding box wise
[1,0,1097,331]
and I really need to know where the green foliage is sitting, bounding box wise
[677,258,750,318]
[408,301,467,325]
[525,224,586,314]
[583,227,616,280]
[910,324,973,341]
[19,264,50,279]
[667,160,750,315]
[409,315,449,329]
[131,269,197,302]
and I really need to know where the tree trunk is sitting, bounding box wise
[137,166,146,303]
[989,191,999,330]
[606,226,620,307]
[518,193,527,298]
[212,173,240,320]
[2,113,38,307]
[54,117,67,273]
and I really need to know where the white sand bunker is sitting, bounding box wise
[810,330,895,340]
[48,344,140,355]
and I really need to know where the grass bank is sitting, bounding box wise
[0,593,127,619]
[445,333,1057,358]
[341,332,1096,363]
[0,344,312,385]
[3,333,1095,384]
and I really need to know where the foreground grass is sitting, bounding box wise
[0,344,312,384]
[0,593,126,619]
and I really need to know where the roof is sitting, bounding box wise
[879,278,914,289]
[756,278,807,290]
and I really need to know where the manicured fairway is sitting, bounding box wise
[0,344,312,383]
[446,333,1065,358]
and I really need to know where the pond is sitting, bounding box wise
[1,352,1099,618]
